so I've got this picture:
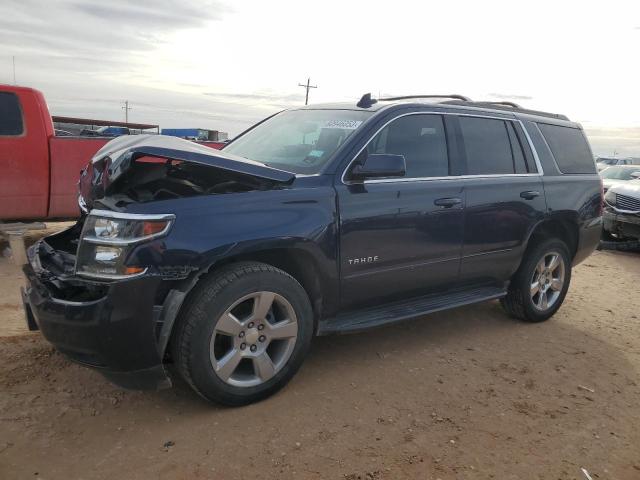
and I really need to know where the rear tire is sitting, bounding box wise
[171,262,314,406]
[500,239,571,322]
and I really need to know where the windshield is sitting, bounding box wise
[224,109,372,174]
[601,166,640,180]
[597,158,617,165]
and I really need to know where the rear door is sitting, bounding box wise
[454,115,546,286]
[336,113,465,309]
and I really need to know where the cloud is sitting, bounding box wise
[203,91,304,107]
[0,0,276,135]
[584,126,640,157]
[488,93,534,101]
[0,0,229,67]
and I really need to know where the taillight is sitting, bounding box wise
[599,177,604,215]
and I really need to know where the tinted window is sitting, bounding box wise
[459,117,514,175]
[538,123,595,174]
[0,92,23,136]
[367,114,448,177]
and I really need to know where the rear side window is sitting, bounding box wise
[0,92,24,136]
[538,123,595,174]
[459,117,519,175]
[367,114,449,178]
[505,122,528,174]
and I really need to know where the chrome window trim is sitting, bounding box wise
[357,173,540,185]
[340,111,544,185]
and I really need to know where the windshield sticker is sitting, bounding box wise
[323,120,363,130]
[307,150,324,158]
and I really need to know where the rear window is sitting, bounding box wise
[0,92,24,136]
[538,123,595,174]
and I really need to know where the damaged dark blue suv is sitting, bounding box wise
[22,94,603,405]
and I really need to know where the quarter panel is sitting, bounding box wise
[541,174,602,265]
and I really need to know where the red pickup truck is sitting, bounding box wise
[0,84,224,221]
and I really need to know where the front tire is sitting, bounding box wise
[501,239,571,322]
[171,262,314,406]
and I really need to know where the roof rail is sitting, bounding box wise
[442,99,569,121]
[378,94,471,102]
[355,93,569,120]
[472,100,522,108]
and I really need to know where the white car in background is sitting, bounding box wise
[603,180,640,241]
[596,157,640,172]
[599,165,640,193]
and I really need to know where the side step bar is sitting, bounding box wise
[318,286,506,335]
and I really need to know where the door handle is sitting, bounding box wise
[434,197,462,208]
[520,190,540,200]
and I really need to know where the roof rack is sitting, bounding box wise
[355,93,569,120]
[357,93,471,109]
[378,94,471,102]
[472,100,522,108]
[442,99,569,121]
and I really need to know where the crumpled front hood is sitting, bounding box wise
[90,134,294,183]
[79,135,295,210]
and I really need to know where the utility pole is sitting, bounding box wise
[298,77,317,105]
[122,100,132,124]
[12,56,16,84]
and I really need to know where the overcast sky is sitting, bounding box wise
[1,0,639,156]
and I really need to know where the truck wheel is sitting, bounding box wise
[500,239,571,322]
[171,262,314,406]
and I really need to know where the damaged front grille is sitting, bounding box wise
[616,194,640,212]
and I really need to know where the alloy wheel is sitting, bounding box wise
[530,251,565,311]
[209,291,298,387]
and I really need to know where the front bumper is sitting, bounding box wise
[603,209,640,240]
[22,249,172,390]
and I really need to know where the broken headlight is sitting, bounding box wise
[75,210,174,279]
[604,190,617,207]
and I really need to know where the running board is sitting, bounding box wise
[318,286,506,335]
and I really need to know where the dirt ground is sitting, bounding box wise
[0,227,639,480]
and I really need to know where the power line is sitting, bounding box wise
[122,100,132,123]
[297,77,317,105]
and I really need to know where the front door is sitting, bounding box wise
[336,113,465,309]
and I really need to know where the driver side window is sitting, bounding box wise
[367,114,449,178]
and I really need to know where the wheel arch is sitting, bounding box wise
[210,247,330,325]
[159,243,334,358]
[522,216,579,264]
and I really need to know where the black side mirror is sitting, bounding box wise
[350,153,406,181]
